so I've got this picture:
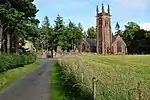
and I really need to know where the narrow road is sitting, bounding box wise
[0,59,52,100]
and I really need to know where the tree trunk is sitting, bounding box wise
[2,34,6,53]
[15,42,19,53]
[72,39,74,50]
[7,33,10,53]
[0,20,3,52]
[2,41,6,52]
[41,44,43,53]
[10,37,13,52]
[51,50,53,58]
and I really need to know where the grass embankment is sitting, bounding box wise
[0,62,38,92]
[58,54,150,100]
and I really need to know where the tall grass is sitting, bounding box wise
[58,54,150,100]
[53,61,92,100]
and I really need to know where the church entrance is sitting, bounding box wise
[117,41,122,53]
[82,43,86,52]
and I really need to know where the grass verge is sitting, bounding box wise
[52,62,70,100]
[0,62,38,92]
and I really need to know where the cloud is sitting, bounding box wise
[32,1,35,4]
[110,0,150,10]
[139,23,150,30]
[108,0,150,19]
[111,0,149,8]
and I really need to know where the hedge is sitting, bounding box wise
[0,52,37,73]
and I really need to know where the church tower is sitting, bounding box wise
[96,4,112,54]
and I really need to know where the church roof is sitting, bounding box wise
[112,35,117,43]
[85,38,96,47]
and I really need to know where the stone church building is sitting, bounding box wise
[80,4,127,54]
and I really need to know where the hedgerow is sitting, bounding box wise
[0,52,37,73]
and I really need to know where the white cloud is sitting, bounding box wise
[110,0,149,10]
[111,0,149,8]
[32,1,35,4]
[139,23,150,30]
[109,0,150,18]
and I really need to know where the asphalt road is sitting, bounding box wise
[0,59,52,100]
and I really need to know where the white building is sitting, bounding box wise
[22,40,36,52]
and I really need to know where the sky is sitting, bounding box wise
[34,0,150,32]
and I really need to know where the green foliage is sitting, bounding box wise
[52,62,71,100]
[115,22,120,31]
[38,15,84,53]
[123,22,140,41]
[53,15,65,51]
[121,22,150,54]
[115,22,122,35]
[83,31,87,38]
[39,16,51,50]
[0,53,37,73]
[0,0,39,53]
[87,26,96,39]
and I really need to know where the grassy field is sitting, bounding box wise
[58,54,150,100]
[0,62,38,92]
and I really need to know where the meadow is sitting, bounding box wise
[58,54,150,100]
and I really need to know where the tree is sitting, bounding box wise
[87,26,96,39]
[115,22,122,35]
[115,22,120,31]
[68,20,75,50]
[122,22,145,54]
[41,16,51,51]
[0,0,39,53]
[123,22,140,40]
[53,14,65,52]
[83,31,87,38]
[74,23,83,50]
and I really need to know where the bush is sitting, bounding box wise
[0,52,37,73]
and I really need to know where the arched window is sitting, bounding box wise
[82,43,86,52]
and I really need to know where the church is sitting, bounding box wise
[80,4,127,54]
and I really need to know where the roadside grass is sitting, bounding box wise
[52,62,70,100]
[52,61,91,100]
[0,62,38,92]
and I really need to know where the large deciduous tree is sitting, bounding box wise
[122,22,150,54]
